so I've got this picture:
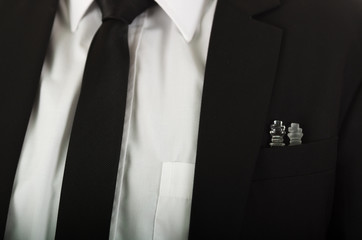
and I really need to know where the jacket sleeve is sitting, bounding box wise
[328,81,362,239]
[328,26,362,238]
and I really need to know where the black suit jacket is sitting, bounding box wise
[0,0,361,239]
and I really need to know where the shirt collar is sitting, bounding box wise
[64,0,209,42]
[66,0,94,32]
[155,0,209,42]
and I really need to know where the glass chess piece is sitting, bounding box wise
[287,123,303,146]
[269,120,286,147]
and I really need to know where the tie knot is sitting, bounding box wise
[96,0,155,24]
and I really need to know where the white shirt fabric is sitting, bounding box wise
[4,0,217,239]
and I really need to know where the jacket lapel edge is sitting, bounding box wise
[0,0,59,236]
[189,0,283,238]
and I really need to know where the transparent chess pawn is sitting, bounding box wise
[269,120,286,147]
[287,123,303,146]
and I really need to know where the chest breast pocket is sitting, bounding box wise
[253,137,338,181]
[243,137,338,239]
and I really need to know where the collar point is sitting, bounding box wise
[70,24,78,33]
[182,32,194,43]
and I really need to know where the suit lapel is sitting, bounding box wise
[189,0,283,238]
[0,0,58,237]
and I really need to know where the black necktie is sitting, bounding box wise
[55,0,154,239]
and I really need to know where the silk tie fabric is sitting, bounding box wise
[55,0,154,239]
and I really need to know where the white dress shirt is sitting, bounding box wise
[5,0,217,239]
